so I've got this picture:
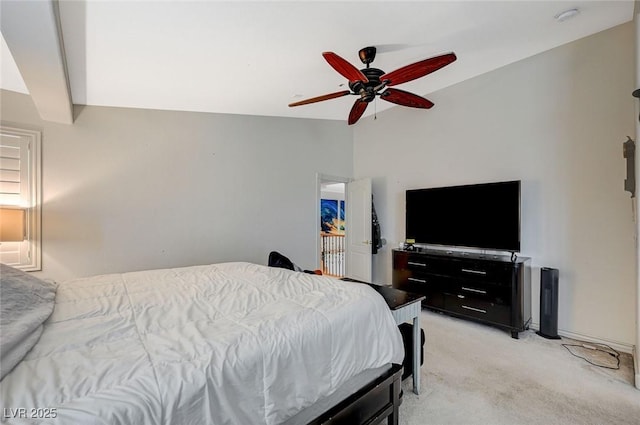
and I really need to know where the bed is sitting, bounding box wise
[0,262,404,424]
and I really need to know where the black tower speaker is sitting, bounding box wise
[537,267,560,339]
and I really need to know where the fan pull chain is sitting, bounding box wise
[374,97,377,120]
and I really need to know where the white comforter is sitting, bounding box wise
[0,262,403,425]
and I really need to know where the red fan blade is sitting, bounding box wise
[348,99,369,125]
[381,53,456,86]
[380,88,434,109]
[288,90,351,107]
[323,52,369,83]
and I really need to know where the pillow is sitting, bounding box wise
[0,263,56,380]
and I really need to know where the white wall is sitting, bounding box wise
[354,23,637,348]
[1,90,353,281]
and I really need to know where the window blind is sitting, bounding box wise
[0,127,41,270]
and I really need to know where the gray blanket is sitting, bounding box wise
[0,264,56,380]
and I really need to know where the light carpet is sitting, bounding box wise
[399,310,639,425]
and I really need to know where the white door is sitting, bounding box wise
[345,178,372,282]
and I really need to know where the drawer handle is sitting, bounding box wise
[461,286,487,294]
[408,262,427,267]
[462,305,487,314]
[461,268,487,275]
[408,277,427,283]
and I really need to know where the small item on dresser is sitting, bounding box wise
[404,239,416,251]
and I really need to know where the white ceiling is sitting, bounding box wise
[0,1,635,123]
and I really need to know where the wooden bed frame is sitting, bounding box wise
[308,363,403,425]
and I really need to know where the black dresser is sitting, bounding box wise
[392,249,531,338]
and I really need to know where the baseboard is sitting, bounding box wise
[528,322,634,354]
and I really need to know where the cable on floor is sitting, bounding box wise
[561,342,620,370]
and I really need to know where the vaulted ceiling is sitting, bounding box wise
[0,1,634,124]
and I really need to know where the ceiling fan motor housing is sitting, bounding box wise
[358,46,377,65]
[349,67,385,102]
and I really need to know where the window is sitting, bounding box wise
[0,126,41,270]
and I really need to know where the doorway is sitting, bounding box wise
[316,174,373,281]
[318,175,348,277]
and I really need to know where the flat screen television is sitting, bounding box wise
[406,180,521,252]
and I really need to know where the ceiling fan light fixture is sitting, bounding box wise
[555,8,580,22]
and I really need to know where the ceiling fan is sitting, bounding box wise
[288,46,457,125]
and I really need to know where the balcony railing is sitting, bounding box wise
[321,233,345,277]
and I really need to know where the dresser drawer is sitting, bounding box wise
[404,254,460,278]
[447,259,515,286]
[451,280,511,306]
[444,293,510,325]
[395,273,445,309]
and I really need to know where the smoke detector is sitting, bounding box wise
[555,8,580,22]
